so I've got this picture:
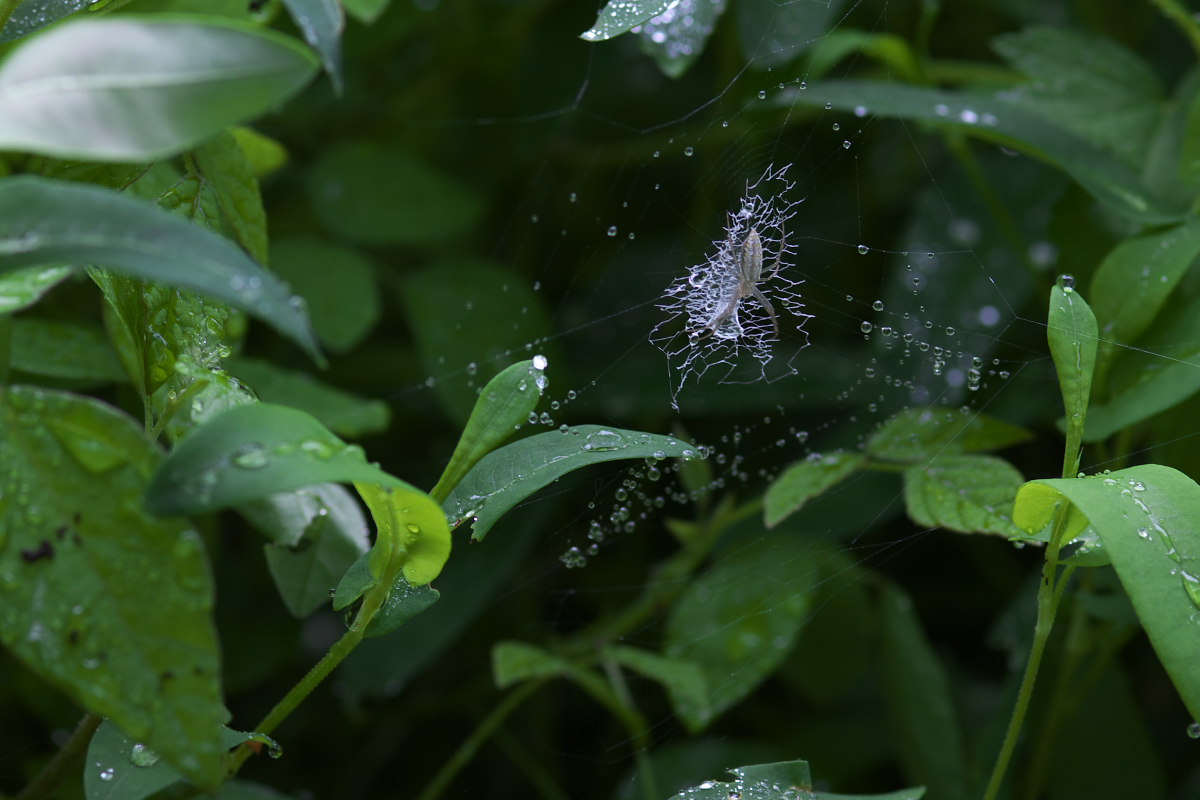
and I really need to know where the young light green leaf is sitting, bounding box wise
[9,318,125,382]
[281,0,344,94]
[867,405,1031,462]
[356,482,451,587]
[0,16,319,160]
[1013,465,1200,722]
[579,0,674,42]
[0,177,320,360]
[604,645,710,733]
[879,584,969,800]
[1012,481,1109,566]
[788,81,1186,224]
[268,236,381,353]
[492,640,572,688]
[144,403,414,516]
[0,265,73,314]
[664,535,818,729]
[192,130,269,264]
[1047,282,1098,475]
[668,760,815,800]
[764,451,863,528]
[229,356,390,438]
[0,386,228,788]
[430,359,547,503]
[903,454,1024,537]
[443,425,698,541]
[992,26,1163,169]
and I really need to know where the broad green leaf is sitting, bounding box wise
[492,640,572,688]
[229,356,390,438]
[0,16,319,160]
[605,645,710,733]
[0,0,88,44]
[787,81,1186,223]
[1089,219,1200,366]
[579,0,673,42]
[764,452,863,528]
[0,177,320,360]
[736,0,845,68]
[807,29,922,82]
[240,482,369,548]
[0,386,227,788]
[443,425,698,541]
[193,130,269,264]
[144,403,413,515]
[307,141,483,246]
[1012,466,1200,722]
[342,0,390,24]
[355,482,451,587]
[281,0,344,94]
[264,508,368,618]
[0,265,72,314]
[84,720,254,800]
[879,584,969,800]
[332,548,375,611]
[268,236,381,353]
[400,258,552,423]
[867,405,1030,462]
[669,760,815,800]
[231,128,288,178]
[430,359,547,503]
[992,26,1163,169]
[1047,282,1097,473]
[9,318,125,382]
[636,0,726,79]
[903,454,1024,537]
[328,550,440,633]
[664,535,818,728]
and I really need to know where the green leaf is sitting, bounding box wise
[264,507,368,618]
[0,16,319,160]
[281,0,344,94]
[0,265,73,314]
[9,318,125,382]
[192,130,269,264]
[0,386,228,788]
[331,550,442,635]
[240,482,368,547]
[668,760,814,800]
[992,26,1163,169]
[604,645,710,733]
[787,81,1186,223]
[0,0,88,44]
[144,403,413,515]
[879,584,969,800]
[443,425,699,541]
[355,482,451,587]
[231,127,288,178]
[1011,480,1109,566]
[84,720,254,800]
[492,640,572,688]
[307,141,483,246]
[867,405,1031,462]
[764,452,863,528]
[736,0,845,68]
[664,535,818,729]
[229,356,391,439]
[399,259,552,423]
[1047,282,1098,472]
[430,359,547,503]
[342,0,390,24]
[635,0,726,79]
[0,177,320,360]
[903,454,1025,537]
[268,236,381,353]
[1012,465,1200,722]
[578,0,674,42]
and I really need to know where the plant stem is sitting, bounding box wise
[15,713,102,800]
[225,586,387,778]
[414,681,544,800]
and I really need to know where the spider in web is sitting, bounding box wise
[692,214,787,340]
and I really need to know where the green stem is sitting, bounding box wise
[225,585,388,778]
[413,681,544,800]
[15,713,103,800]
[1150,0,1200,58]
